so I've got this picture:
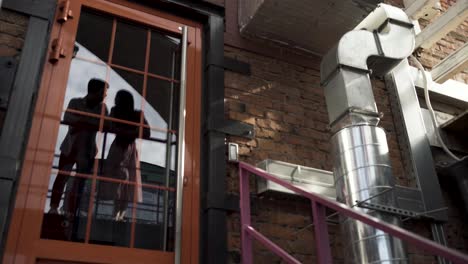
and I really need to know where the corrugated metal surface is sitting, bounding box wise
[239,0,382,55]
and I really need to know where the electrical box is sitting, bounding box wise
[256,159,336,199]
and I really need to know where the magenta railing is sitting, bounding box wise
[239,162,468,264]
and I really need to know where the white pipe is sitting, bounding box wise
[410,55,461,161]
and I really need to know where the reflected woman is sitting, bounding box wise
[100,90,150,221]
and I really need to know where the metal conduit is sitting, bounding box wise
[320,4,415,263]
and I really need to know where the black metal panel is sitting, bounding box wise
[0,15,52,256]
[205,16,224,72]
[0,179,13,249]
[2,0,56,20]
[0,17,50,178]
[200,14,228,264]
[0,179,13,251]
[205,192,239,212]
[223,56,251,75]
[438,157,468,213]
[0,157,17,182]
[0,57,17,109]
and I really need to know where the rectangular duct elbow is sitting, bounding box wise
[320,3,415,126]
[320,3,415,86]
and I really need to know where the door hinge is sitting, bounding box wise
[57,0,74,23]
[49,37,66,63]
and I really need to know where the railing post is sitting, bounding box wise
[311,201,332,264]
[239,165,253,264]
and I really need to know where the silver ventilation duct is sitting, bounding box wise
[320,4,415,264]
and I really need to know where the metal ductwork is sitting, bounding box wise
[320,4,415,264]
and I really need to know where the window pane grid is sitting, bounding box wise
[63,108,178,134]
[41,8,181,252]
[49,169,176,192]
[71,55,181,84]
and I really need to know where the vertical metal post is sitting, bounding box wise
[162,45,176,251]
[239,166,253,264]
[94,132,108,216]
[432,223,451,264]
[202,15,227,264]
[174,26,187,264]
[311,201,332,264]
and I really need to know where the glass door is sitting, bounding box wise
[4,1,201,263]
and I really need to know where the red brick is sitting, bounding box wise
[255,128,280,141]
[246,105,264,117]
[228,112,255,125]
[255,222,295,240]
[238,146,251,156]
[283,114,303,126]
[265,110,283,121]
[0,45,17,56]
[256,138,277,151]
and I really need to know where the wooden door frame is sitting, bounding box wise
[3,0,202,263]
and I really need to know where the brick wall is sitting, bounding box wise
[0,9,26,56]
[223,1,468,262]
[0,8,28,132]
[224,46,406,181]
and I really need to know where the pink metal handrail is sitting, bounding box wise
[239,161,468,264]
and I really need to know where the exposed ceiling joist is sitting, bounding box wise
[415,0,468,49]
[431,42,468,84]
[404,0,441,20]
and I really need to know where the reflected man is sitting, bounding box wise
[49,78,108,216]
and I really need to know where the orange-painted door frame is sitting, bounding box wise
[3,0,201,263]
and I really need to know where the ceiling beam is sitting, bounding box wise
[415,0,468,49]
[404,0,441,20]
[431,42,468,83]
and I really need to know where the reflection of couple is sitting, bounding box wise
[50,79,147,221]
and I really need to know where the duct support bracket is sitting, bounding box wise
[207,118,254,139]
[356,201,447,221]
